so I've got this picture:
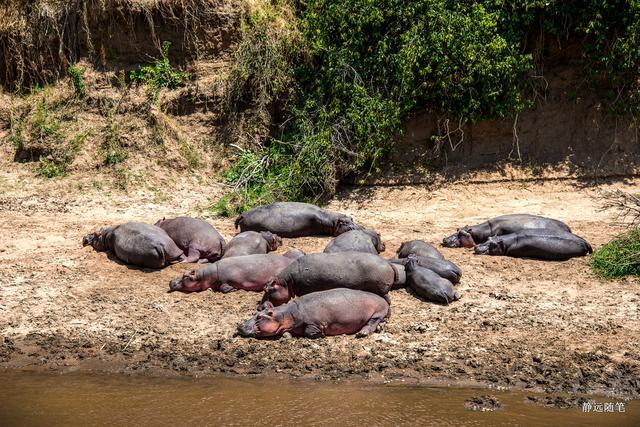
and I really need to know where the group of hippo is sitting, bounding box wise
[82,203,592,339]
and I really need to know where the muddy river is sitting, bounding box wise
[0,371,637,426]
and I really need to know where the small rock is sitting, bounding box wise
[374,334,398,345]
[464,395,502,411]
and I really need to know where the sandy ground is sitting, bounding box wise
[1,158,639,401]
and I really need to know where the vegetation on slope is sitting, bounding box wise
[1,1,639,209]
[217,0,640,214]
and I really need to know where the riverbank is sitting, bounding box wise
[1,160,639,401]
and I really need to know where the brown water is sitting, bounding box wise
[0,371,637,427]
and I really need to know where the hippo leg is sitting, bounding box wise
[219,283,237,293]
[303,324,324,339]
[356,314,387,338]
[181,245,203,263]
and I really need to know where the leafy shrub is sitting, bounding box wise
[99,109,127,165]
[68,65,86,98]
[130,42,187,91]
[219,0,533,213]
[592,228,640,278]
[218,1,640,215]
[37,157,68,178]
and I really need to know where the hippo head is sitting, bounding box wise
[365,229,385,253]
[442,227,475,248]
[263,277,290,307]
[332,215,361,236]
[404,256,419,273]
[473,237,505,256]
[82,227,107,251]
[169,270,205,293]
[237,308,294,338]
[260,232,283,251]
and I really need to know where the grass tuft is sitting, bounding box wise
[592,229,640,278]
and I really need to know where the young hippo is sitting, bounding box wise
[260,252,405,308]
[222,231,282,258]
[169,254,295,293]
[473,229,592,260]
[396,240,444,259]
[237,288,389,339]
[82,222,185,269]
[405,258,460,305]
[442,214,571,248]
[389,255,462,284]
[235,202,361,238]
[323,229,385,254]
[155,216,225,263]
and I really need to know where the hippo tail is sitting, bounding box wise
[234,214,244,230]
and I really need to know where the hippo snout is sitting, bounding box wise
[474,242,490,255]
[168,278,183,292]
[442,234,460,248]
[82,235,94,247]
[237,320,255,337]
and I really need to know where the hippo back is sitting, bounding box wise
[285,252,397,296]
[323,230,380,254]
[156,217,225,259]
[490,214,571,235]
[112,222,183,269]
[236,202,348,237]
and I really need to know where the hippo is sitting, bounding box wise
[234,202,361,238]
[404,258,461,304]
[442,214,571,248]
[169,254,296,293]
[389,255,462,284]
[282,248,306,259]
[396,240,444,259]
[222,231,282,258]
[260,252,405,308]
[82,222,184,269]
[154,216,225,263]
[238,288,389,338]
[473,229,592,260]
[323,229,385,254]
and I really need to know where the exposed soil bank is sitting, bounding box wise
[0,161,639,400]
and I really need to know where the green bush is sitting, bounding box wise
[592,228,640,278]
[68,65,86,98]
[130,42,188,91]
[99,110,127,165]
[218,1,640,214]
[37,157,68,178]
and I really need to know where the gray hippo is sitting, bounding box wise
[169,254,295,293]
[154,216,225,263]
[222,231,282,258]
[389,255,462,284]
[443,214,571,248]
[282,248,306,259]
[235,202,361,237]
[82,222,184,269]
[323,229,385,254]
[260,252,405,308]
[473,229,592,260]
[396,240,444,259]
[238,288,389,338]
[405,258,461,304]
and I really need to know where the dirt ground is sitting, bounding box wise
[1,157,639,401]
